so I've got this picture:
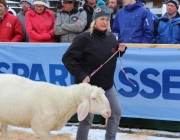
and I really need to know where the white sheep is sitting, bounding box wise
[0,74,111,140]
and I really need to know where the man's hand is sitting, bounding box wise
[76,20,82,24]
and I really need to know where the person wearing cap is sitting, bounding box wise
[141,0,159,22]
[54,0,87,43]
[0,0,24,42]
[153,0,180,44]
[82,0,96,31]
[62,3,127,140]
[112,0,154,43]
[17,0,32,42]
[25,0,56,42]
[108,0,123,29]
[56,0,64,13]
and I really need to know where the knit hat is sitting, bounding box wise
[20,0,33,5]
[33,0,48,6]
[166,0,179,9]
[0,0,7,8]
[92,0,111,20]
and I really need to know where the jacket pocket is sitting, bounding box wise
[130,14,140,27]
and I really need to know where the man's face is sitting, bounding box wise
[142,2,146,8]
[63,1,74,12]
[122,0,135,6]
[21,1,31,12]
[166,2,177,15]
[108,0,117,11]
[87,0,96,5]
[0,3,6,16]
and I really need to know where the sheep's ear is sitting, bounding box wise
[77,100,89,121]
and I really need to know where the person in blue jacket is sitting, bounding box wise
[112,0,154,43]
[141,0,159,22]
[153,0,180,44]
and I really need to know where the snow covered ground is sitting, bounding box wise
[8,123,180,140]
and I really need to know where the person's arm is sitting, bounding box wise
[61,11,87,33]
[11,18,24,42]
[62,34,88,82]
[118,43,127,57]
[142,11,154,43]
[54,13,68,35]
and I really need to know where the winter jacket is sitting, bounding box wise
[25,8,56,42]
[54,7,87,43]
[83,4,94,31]
[153,12,180,44]
[0,11,24,42]
[62,29,126,90]
[146,8,159,21]
[17,10,29,42]
[112,0,154,43]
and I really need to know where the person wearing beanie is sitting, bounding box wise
[0,0,24,42]
[62,2,127,140]
[25,0,56,42]
[167,0,179,10]
[16,0,32,42]
[54,0,87,42]
[112,0,154,43]
[108,0,123,29]
[152,0,180,44]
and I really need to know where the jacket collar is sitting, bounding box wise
[61,7,79,15]
[93,29,106,37]
[125,0,142,12]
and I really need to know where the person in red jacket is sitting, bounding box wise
[25,0,56,42]
[0,0,24,42]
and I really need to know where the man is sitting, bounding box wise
[17,0,32,42]
[112,0,154,43]
[141,0,159,21]
[56,0,63,14]
[108,0,123,29]
[54,0,87,42]
[0,0,24,42]
[54,0,64,42]
[153,0,180,44]
[83,0,96,31]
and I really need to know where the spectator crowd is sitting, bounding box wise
[0,0,180,44]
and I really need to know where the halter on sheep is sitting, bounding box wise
[0,74,111,140]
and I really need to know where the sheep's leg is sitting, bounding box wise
[1,124,12,140]
[32,128,53,140]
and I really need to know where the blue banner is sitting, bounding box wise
[0,43,180,121]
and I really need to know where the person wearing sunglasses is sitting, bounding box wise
[54,0,87,43]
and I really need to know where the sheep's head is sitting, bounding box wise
[75,83,111,121]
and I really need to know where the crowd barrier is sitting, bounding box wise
[0,43,180,121]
